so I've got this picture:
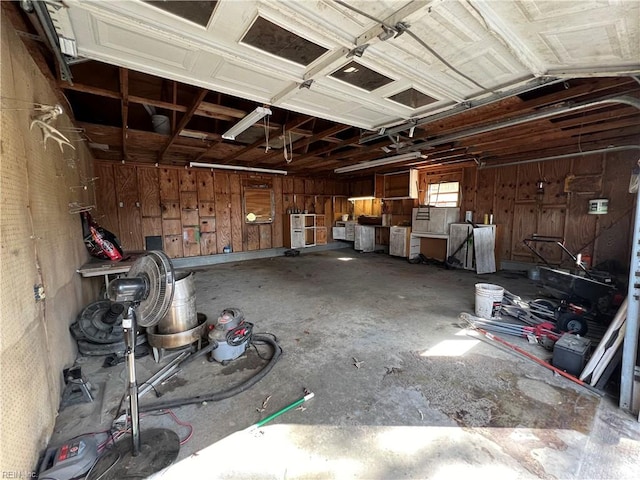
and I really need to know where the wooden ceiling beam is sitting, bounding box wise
[479,136,640,165]
[462,118,640,153]
[119,67,129,160]
[171,81,178,129]
[410,79,638,142]
[58,81,249,121]
[59,81,121,99]
[257,124,351,165]
[196,101,247,121]
[301,119,317,155]
[212,115,314,164]
[473,126,640,159]
[552,109,639,129]
[159,89,208,159]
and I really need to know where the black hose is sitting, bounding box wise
[139,334,282,412]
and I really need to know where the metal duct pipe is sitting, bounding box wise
[359,77,567,144]
[478,146,640,169]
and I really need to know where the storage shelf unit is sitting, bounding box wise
[284,214,326,248]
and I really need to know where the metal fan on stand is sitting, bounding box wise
[88,251,180,479]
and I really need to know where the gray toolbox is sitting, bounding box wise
[552,333,591,376]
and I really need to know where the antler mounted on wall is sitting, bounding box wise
[30,103,75,152]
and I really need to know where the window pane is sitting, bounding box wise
[427,182,459,207]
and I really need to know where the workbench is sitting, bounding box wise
[76,251,146,289]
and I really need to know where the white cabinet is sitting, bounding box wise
[332,226,346,240]
[335,221,357,241]
[409,235,422,259]
[412,207,459,235]
[389,226,411,257]
[354,225,375,252]
[284,214,316,248]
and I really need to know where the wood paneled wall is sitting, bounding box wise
[94,161,349,257]
[461,151,637,269]
[96,155,637,266]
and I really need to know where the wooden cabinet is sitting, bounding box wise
[376,170,418,199]
[334,221,357,241]
[389,226,411,257]
[315,215,327,245]
[284,214,324,248]
[354,225,375,252]
[412,207,459,235]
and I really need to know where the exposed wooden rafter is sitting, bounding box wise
[119,67,129,160]
[159,89,208,160]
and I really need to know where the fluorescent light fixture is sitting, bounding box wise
[88,142,109,151]
[334,151,422,173]
[189,162,287,175]
[347,196,375,201]
[222,106,272,140]
[180,129,213,140]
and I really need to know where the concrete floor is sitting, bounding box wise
[52,249,640,479]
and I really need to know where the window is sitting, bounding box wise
[388,88,437,109]
[330,61,394,91]
[427,181,459,207]
[144,1,217,27]
[241,17,328,66]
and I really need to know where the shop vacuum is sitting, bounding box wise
[206,307,252,363]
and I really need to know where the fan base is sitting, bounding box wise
[86,428,180,480]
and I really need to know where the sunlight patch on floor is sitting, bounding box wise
[420,339,480,357]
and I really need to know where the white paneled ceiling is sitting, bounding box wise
[49,0,639,131]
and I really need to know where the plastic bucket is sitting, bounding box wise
[475,283,504,319]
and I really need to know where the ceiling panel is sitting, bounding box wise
[471,0,640,75]
[16,0,637,176]
[93,16,199,71]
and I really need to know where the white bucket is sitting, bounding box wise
[475,283,504,319]
[151,114,171,135]
[588,198,608,215]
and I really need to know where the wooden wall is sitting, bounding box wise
[94,161,349,257]
[461,151,637,269]
[96,154,637,267]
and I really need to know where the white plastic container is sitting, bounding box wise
[475,283,504,319]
